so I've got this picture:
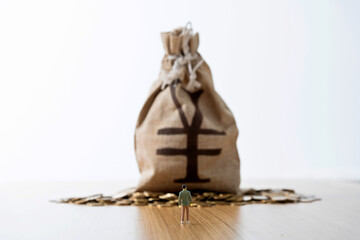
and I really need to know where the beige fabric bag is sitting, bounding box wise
[135,24,240,193]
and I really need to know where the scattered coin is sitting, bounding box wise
[52,188,320,207]
[148,197,160,202]
[159,193,177,200]
[132,198,149,204]
[270,196,288,202]
[115,199,132,206]
[112,187,136,200]
[131,202,148,206]
[87,202,104,207]
[132,192,146,199]
[243,196,252,202]
[252,195,268,201]
[203,192,215,198]
[143,191,162,198]
[299,195,321,203]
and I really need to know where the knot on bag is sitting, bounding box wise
[160,22,204,92]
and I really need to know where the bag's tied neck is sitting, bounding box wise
[160,23,204,92]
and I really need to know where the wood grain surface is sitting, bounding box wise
[1,180,359,240]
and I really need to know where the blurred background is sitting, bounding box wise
[0,0,359,183]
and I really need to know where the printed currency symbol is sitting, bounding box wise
[156,80,225,183]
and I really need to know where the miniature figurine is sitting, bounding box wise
[178,184,192,224]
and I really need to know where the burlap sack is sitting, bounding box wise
[135,24,240,193]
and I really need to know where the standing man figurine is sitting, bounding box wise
[178,184,192,224]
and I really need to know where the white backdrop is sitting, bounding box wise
[0,0,359,183]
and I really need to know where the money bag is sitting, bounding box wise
[135,23,240,193]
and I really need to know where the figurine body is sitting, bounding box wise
[178,184,192,224]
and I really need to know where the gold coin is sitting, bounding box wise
[159,193,177,200]
[143,191,162,198]
[148,198,160,202]
[203,192,215,198]
[73,199,88,205]
[270,196,288,202]
[132,192,146,199]
[132,198,149,204]
[252,195,268,201]
[115,200,132,206]
[87,202,104,206]
[131,202,148,206]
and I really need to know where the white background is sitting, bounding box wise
[0,0,359,183]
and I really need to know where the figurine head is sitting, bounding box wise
[182,184,187,189]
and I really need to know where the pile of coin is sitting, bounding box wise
[52,188,320,207]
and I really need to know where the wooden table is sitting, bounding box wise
[1,180,359,240]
